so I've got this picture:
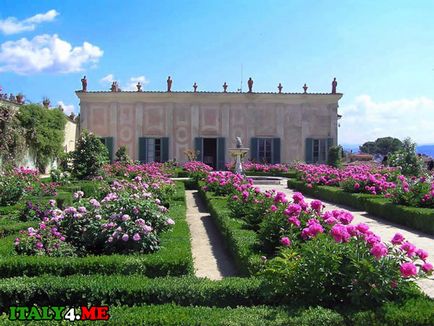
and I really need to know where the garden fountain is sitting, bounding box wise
[228,137,249,175]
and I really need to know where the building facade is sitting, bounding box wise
[76,90,342,167]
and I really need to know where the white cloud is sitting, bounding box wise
[57,101,75,115]
[100,74,115,84]
[0,34,103,74]
[339,95,434,145]
[124,75,150,91]
[0,10,59,35]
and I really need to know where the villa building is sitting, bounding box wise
[76,80,342,168]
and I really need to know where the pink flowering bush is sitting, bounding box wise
[183,161,213,180]
[387,175,434,208]
[226,161,289,174]
[15,175,175,256]
[202,171,251,196]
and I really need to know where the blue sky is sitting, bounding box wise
[1,1,434,145]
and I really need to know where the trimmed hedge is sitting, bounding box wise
[0,275,266,308]
[197,182,263,275]
[287,179,434,235]
[0,182,193,278]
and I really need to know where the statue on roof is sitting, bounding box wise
[167,76,172,92]
[247,78,253,93]
[136,82,142,92]
[223,82,228,92]
[278,83,283,94]
[81,76,87,92]
[193,82,198,92]
[303,83,308,93]
[331,78,338,94]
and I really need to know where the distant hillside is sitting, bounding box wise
[417,145,434,157]
[341,144,434,158]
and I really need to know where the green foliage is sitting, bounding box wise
[290,306,344,326]
[0,173,26,206]
[71,130,109,179]
[0,104,26,164]
[360,137,403,155]
[115,145,131,164]
[17,104,66,171]
[327,145,343,167]
[0,275,265,308]
[389,138,425,176]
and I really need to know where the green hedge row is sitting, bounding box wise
[197,182,263,275]
[0,275,266,308]
[0,182,193,278]
[1,298,433,325]
[287,179,434,235]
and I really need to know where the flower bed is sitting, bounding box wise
[198,171,432,308]
[0,181,192,277]
[288,178,434,235]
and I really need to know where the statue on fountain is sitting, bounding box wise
[229,136,249,175]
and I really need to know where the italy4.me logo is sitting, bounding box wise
[8,306,110,321]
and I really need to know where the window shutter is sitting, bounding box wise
[250,138,258,162]
[217,137,226,170]
[326,138,334,163]
[272,138,281,164]
[305,138,313,163]
[194,137,203,162]
[138,137,148,163]
[105,137,114,163]
[161,137,169,162]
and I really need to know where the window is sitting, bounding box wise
[146,138,161,162]
[306,138,333,163]
[258,138,273,164]
[139,137,169,163]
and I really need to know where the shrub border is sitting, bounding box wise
[287,178,434,235]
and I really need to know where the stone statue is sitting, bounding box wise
[167,76,172,92]
[247,78,253,93]
[303,83,308,93]
[193,82,198,92]
[332,77,337,94]
[236,137,243,148]
[278,83,283,93]
[136,82,142,92]
[223,82,228,92]
[81,75,87,92]
[111,81,119,92]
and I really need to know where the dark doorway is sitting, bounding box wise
[203,138,217,169]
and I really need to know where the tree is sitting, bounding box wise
[115,145,131,164]
[327,145,343,168]
[72,130,109,179]
[17,104,66,171]
[389,138,425,176]
[359,137,403,155]
[0,104,26,166]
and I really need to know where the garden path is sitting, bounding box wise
[185,190,237,280]
[258,179,434,298]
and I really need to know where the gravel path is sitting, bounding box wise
[258,179,434,298]
[185,190,237,280]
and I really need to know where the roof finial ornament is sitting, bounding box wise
[278,83,283,94]
[136,82,142,92]
[303,83,308,94]
[193,82,198,92]
[223,82,228,93]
